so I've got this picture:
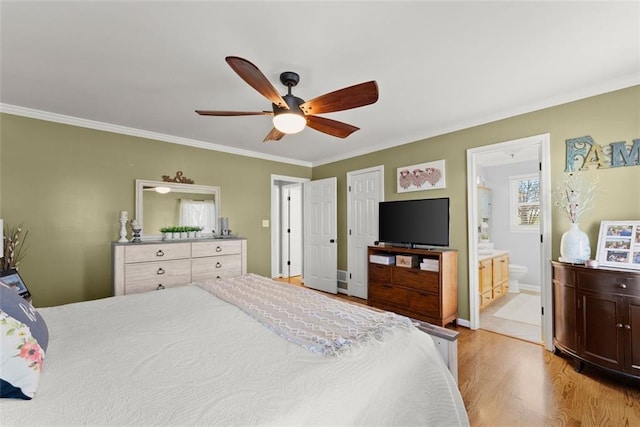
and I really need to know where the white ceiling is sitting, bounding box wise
[1,1,638,167]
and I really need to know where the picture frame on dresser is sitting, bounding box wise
[0,268,31,301]
[595,220,640,270]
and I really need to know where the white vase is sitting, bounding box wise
[559,223,591,263]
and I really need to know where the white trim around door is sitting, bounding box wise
[466,133,553,351]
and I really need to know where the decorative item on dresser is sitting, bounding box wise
[367,245,458,326]
[553,173,598,263]
[595,220,640,271]
[118,210,129,243]
[552,261,640,380]
[112,238,247,295]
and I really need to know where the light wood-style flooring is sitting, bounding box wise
[275,276,640,426]
[454,326,640,426]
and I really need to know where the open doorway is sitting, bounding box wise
[270,175,309,281]
[466,134,553,350]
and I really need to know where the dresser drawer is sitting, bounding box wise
[393,268,439,294]
[123,282,187,295]
[577,270,640,296]
[369,263,391,283]
[125,243,191,263]
[124,259,191,293]
[192,240,242,258]
[408,290,440,317]
[552,263,575,286]
[191,255,242,281]
[369,282,411,306]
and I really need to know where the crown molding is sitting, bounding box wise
[311,75,640,167]
[0,104,312,168]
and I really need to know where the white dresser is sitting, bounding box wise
[112,238,247,296]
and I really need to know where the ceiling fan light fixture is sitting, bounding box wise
[273,112,306,134]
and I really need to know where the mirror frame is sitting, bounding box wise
[135,179,221,240]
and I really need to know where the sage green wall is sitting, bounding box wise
[313,86,640,321]
[2,86,638,313]
[0,114,311,307]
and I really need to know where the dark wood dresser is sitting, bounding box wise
[552,261,640,380]
[367,245,458,326]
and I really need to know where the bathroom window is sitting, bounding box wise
[509,174,540,232]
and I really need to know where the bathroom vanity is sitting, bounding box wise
[478,251,509,309]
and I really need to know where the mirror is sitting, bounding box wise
[135,179,221,240]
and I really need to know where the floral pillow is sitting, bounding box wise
[0,283,49,400]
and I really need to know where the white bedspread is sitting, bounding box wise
[0,285,468,426]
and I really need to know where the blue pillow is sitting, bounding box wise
[0,282,49,400]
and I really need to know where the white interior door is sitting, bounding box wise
[303,177,337,294]
[347,166,383,299]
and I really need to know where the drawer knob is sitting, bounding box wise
[624,324,631,330]
[216,262,222,268]
[616,323,624,328]
[157,267,165,275]
[216,246,222,252]
[157,284,165,290]
[156,249,165,257]
[618,283,627,289]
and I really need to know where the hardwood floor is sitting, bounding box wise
[453,327,640,426]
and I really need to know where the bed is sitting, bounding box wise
[1,274,469,426]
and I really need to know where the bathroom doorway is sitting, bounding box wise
[466,134,553,350]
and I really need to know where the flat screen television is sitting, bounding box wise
[378,198,450,248]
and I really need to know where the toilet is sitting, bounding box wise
[508,264,528,293]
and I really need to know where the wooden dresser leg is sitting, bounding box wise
[573,358,584,373]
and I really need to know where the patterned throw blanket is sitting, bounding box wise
[196,274,416,356]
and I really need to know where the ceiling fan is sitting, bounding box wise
[196,56,379,142]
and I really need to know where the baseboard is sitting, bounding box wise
[456,318,471,328]
[519,283,541,293]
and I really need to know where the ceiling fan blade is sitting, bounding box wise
[306,115,359,138]
[226,56,288,109]
[299,81,378,115]
[196,110,273,116]
[263,127,286,142]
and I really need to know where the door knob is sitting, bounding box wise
[330,239,336,243]
[616,323,624,328]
